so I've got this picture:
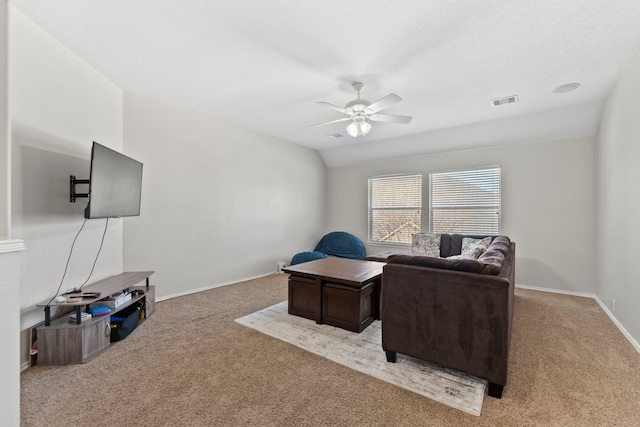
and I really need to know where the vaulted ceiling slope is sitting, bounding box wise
[11,0,640,167]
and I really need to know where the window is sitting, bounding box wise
[429,166,501,234]
[368,174,422,244]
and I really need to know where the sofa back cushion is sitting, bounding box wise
[390,235,512,275]
[387,254,485,274]
[441,234,494,257]
[487,235,511,255]
[477,236,511,274]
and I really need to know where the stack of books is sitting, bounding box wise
[68,311,92,323]
[97,292,132,309]
[88,305,111,317]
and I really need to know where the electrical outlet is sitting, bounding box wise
[612,299,616,312]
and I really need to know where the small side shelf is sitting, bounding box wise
[36,271,155,365]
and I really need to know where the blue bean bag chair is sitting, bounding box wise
[290,231,366,265]
[290,251,329,265]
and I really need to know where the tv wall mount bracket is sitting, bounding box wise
[70,175,90,203]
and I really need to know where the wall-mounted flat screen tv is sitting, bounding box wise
[84,142,143,219]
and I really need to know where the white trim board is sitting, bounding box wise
[516,284,640,355]
[0,239,25,253]
[155,271,280,303]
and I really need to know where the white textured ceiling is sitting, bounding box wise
[10,0,640,165]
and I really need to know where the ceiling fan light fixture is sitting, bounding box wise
[347,119,371,137]
[313,82,411,136]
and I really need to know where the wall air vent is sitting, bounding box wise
[491,95,518,106]
[327,133,344,139]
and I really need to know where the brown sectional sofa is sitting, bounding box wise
[381,234,515,398]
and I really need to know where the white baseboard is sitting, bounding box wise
[516,284,640,355]
[156,271,279,302]
[515,283,595,298]
[592,297,640,354]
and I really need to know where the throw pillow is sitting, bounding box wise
[448,245,486,260]
[411,233,441,257]
[461,236,492,259]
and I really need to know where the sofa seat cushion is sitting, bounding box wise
[387,254,485,274]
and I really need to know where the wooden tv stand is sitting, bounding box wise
[36,271,155,365]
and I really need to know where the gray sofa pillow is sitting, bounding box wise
[411,233,441,257]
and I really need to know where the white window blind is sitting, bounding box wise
[429,166,501,234]
[368,174,422,244]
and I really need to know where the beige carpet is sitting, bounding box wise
[236,301,486,415]
[20,273,640,426]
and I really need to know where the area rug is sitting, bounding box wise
[235,301,486,416]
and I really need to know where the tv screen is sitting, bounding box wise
[84,142,143,219]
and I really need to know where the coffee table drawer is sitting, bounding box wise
[288,275,318,321]
[322,281,375,333]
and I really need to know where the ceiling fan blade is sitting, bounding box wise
[369,113,413,124]
[310,117,352,128]
[316,101,352,115]
[364,93,402,114]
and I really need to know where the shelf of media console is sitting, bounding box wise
[37,271,155,326]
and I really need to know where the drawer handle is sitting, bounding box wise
[105,322,111,337]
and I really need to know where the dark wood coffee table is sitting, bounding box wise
[282,257,385,332]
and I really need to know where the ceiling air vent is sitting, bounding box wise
[491,95,518,106]
[327,133,344,139]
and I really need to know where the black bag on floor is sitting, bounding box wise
[110,303,141,342]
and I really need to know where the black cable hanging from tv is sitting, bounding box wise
[78,218,109,290]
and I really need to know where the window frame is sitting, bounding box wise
[367,173,422,246]
[428,166,502,235]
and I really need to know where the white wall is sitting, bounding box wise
[1,2,21,425]
[327,136,597,294]
[10,5,326,370]
[320,102,603,168]
[598,48,640,345]
[0,245,21,427]
[10,8,124,365]
[122,92,326,299]
[0,0,7,239]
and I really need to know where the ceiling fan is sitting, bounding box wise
[311,82,412,137]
